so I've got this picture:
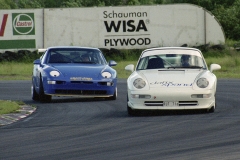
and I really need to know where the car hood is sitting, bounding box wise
[139,69,206,88]
[49,64,107,78]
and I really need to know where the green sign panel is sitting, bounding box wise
[0,40,36,49]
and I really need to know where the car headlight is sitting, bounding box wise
[133,78,146,89]
[196,78,209,88]
[102,72,112,78]
[50,71,60,77]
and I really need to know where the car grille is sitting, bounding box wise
[144,101,198,106]
[144,101,163,106]
[178,101,198,106]
[55,89,107,95]
[57,81,111,86]
[70,81,93,84]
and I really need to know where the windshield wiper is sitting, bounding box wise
[168,66,203,69]
[77,61,97,64]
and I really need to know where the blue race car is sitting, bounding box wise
[31,46,117,102]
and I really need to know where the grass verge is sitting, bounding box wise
[0,49,240,116]
[2,55,240,80]
[0,100,22,115]
[0,62,32,80]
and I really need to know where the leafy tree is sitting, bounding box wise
[17,0,43,8]
[212,0,240,40]
[138,0,163,5]
[43,0,63,8]
[60,0,82,7]
[0,0,17,9]
[126,0,141,5]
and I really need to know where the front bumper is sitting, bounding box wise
[127,88,215,110]
[43,78,117,97]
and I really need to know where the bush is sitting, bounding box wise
[0,50,41,63]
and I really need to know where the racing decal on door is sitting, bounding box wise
[149,81,193,87]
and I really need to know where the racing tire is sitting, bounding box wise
[31,85,39,101]
[106,87,117,100]
[208,104,215,113]
[127,106,136,116]
[127,94,136,116]
[39,78,52,103]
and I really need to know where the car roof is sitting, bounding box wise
[38,46,101,53]
[47,46,100,50]
[141,47,203,58]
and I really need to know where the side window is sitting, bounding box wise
[137,57,149,70]
[40,50,49,64]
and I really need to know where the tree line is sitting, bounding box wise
[1,0,240,41]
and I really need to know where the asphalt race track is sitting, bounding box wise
[1,79,240,160]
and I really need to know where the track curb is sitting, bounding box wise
[0,105,36,126]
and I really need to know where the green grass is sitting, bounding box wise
[1,55,240,80]
[1,48,240,116]
[0,100,21,115]
[0,62,33,80]
[112,61,137,79]
[205,55,240,79]
[120,54,240,79]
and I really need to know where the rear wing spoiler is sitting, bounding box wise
[38,48,47,53]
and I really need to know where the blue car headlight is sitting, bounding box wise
[50,71,60,77]
[102,72,112,78]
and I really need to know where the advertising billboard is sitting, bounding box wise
[0,4,225,51]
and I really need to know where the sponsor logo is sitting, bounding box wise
[12,13,35,35]
[70,77,93,81]
[0,14,8,37]
[102,10,151,47]
[149,81,193,87]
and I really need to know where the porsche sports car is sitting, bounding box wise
[125,47,221,115]
[31,46,117,102]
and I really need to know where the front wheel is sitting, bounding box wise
[31,85,39,101]
[127,106,136,116]
[208,105,215,113]
[39,79,52,103]
[127,94,136,116]
[106,87,117,100]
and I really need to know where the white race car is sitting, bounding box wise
[125,47,221,115]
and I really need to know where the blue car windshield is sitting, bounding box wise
[46,48,107,65]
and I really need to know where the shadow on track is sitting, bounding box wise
[128,109,213,117]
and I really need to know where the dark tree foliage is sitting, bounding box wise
[0,0,17,9]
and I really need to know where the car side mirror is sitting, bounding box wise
[125,64,134,72]
[210,64,221,72]
[33,59,40,64]
[109,60,117,66]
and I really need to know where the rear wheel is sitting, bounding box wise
[39,78,52,103]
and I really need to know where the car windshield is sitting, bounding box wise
[136,53,207,70]
[46,48,107,65]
